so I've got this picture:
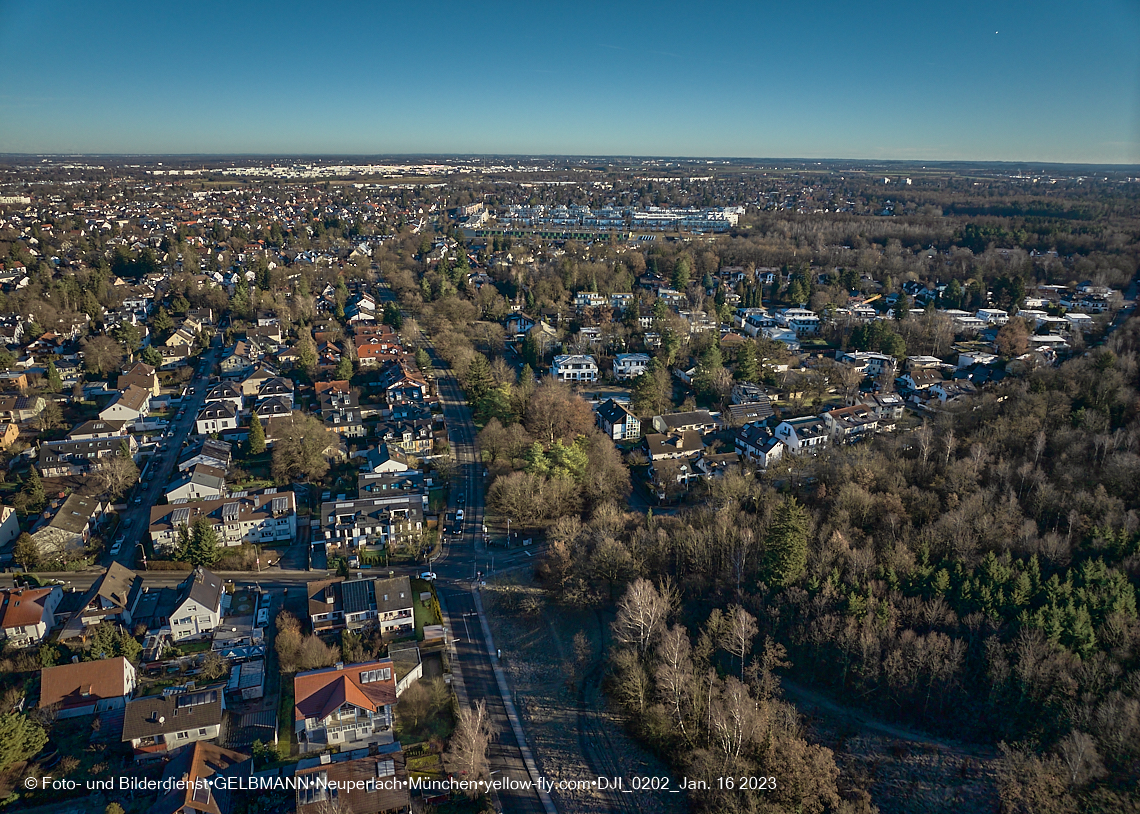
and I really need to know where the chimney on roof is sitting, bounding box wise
[335,662,344,670]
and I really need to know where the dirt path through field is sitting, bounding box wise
[781,679,1001,814]
[483,583,688,814]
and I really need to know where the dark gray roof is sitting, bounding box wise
[206,382,241,400]
[198,402,237,420]
[597,398,636,424]
[373,576,412,614]
[178,567,223,612]
[46,494,103,534]
[122,687,224,741]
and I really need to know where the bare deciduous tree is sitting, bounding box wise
[446,699,494,795]
[722,605,759,680]
[613,578,670,654]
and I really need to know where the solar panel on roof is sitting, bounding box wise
[271,496,288,514]
[171,507,191,525]
[341,579,373,614]
[177,690,217,708]
[222,502,239,520]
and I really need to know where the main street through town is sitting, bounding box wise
[111,332,225,569]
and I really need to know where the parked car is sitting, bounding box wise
[109,541,122,556]
[255,608,269,628]
[420,572,437,581]
[456,509,464,521]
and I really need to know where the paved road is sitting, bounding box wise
[380,282,551,813]
[111,334,224,568]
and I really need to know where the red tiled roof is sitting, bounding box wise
[0,587,54,629]
[294,661,396,722]
[40,656,131,710]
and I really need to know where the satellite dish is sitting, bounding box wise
[159,716,165,724]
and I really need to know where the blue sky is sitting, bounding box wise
[1,0,1138,163]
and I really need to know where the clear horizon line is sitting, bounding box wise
[1,152,1138,169]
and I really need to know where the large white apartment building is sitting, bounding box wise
[551,354,598,382]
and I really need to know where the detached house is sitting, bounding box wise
[651,410,721,435]
[377,419,431,455]
[613,353,650,381]
[774,416,829,454]
[68,418,130,440]
[0,585,63,647]
[240,362,280,399]
[59,562,144,642]
[30,493,107,557]
[99,384,151,424]
[0,394,45,423]
[735,423,785,469]
[170,567,224,641]
[596,398,641,441]
[165,463,227,502]
[178,438,232,473]
[123,687,226,759]
[196,402,238,435]
[220,341,257,377]
[294,659,398,753]
[157,344,194,369]
[644,430,704,461]
[355,335,402,368]
[154,742,253,814]
[377,362,430,404]
[822,404,880,444]
[900,368,944,391]
[40,656,138,719]
[858,393,905,424]
[116,362,160,398]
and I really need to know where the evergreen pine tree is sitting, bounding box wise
[762,497,809,589]
[465,354,493,403]
[0,712,47,772]
[524,442,550,477]
[734,341,758,382]
[247,411,266,455]
[45,360,63,392]
[671,256,691,291]
[22,470,46,514]
[185,516,221,566]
